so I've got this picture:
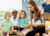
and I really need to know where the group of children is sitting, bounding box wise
[0,0,50,36]
[1,10,50,36]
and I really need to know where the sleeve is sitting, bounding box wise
[37,20,41,24]
[1,20,4,26]
[42,3,46,7]
[25,18,28,21]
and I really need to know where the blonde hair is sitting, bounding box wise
[4,12,12,19]
[18,10,27,19]
[42,12,50,21]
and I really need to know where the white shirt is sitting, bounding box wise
[10,16,18,26]
[32,19,41,24]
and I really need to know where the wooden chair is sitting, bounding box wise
[0,27,3,36]
[6,33,9,36]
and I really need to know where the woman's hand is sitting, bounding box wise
[21,24,26,26]
[32,24,38,27]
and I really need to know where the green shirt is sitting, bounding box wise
[18,18,27,25]
[1,20,13,31]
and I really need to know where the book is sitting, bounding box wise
[22,24,33,28]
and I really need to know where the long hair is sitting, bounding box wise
[28,0,39,22]
[18,10,27,21]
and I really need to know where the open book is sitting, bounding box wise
[22,24,33,28]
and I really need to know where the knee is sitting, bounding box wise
[4,31,7,33]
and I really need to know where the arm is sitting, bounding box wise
[39,6,43,11]
[32,24,43,28]
[36,24,43,26]
[0,26,3,30]
[11,26,14,32]
[25,20,28,25]
[18,21,20,26]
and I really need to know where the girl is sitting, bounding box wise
[21,12,42,36]
[1,12,14,35]
[42,12,50,36]
[39,0,50,13]
[18,10,28,31]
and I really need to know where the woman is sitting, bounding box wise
[26,0,45,36]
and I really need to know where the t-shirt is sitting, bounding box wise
[10,16,18,26]
[1,20,13,31]
[32,19,41,24]
[45,21,50,32]
[42,3,50,13]
[18,18,27,25]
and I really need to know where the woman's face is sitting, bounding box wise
[28,4,34,11]
[20,12,25,19]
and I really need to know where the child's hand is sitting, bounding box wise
[32,24,38,27]
[21,24,25,26]
[35,24,38,27]
[10,31,13,34]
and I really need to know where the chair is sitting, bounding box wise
[6,33,9,36]
[0,27,3,36]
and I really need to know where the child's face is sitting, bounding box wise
[20,12,25,19]
[33,15,38,20]
[6,16,11,20]
[12,12,17,18]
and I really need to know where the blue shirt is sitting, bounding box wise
[18,18,27,25]
[42,3,50,13]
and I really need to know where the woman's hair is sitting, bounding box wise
[33,12,40,19]
[27,0,39,22]
[18,10,27,19]
[4,12,12,19]
[28,0,38,12]
[42,12,50,21]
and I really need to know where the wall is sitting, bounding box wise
[0,0,22,11]
[22,0,44,20]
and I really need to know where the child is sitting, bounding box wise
[42,12,50,36]
[39,0,50,13]
[1,12,14,35]
[10,10,18,33]
[18,10,28,31]
[21,12,42,36]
